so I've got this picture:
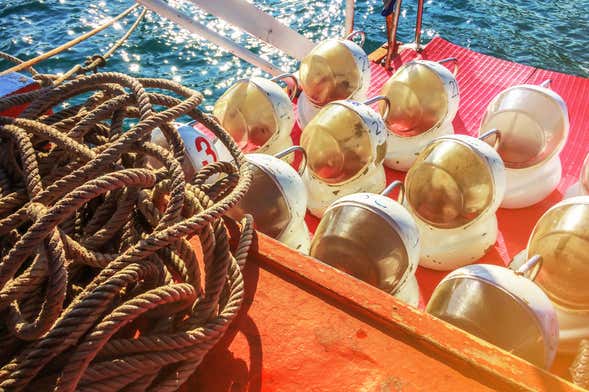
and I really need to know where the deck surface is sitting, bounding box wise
[186,37,589,391]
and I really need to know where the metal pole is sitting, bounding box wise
[384,0,403,70]
[414,0,424,51]
[137,0,283,76]
[345,0,355,35]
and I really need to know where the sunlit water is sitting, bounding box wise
[1,0,587,111]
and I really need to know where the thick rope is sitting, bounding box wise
[0,52,39,76]
[0,71,254,391]
[53,8,148,85]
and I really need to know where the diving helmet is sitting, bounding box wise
[300,97,389,217]
[478,80,569,208]
[380,58,459,171]
[150,121,233,180]
[213,74,296,156]
[522,196,589,353]
[226,147,311,253]
[310,181,421,306]
[297,32,371,128]
[404,134,506,270]
[427,257,559,369]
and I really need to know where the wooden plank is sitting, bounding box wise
[367,44,388,63]
[187,233,581,391]
[188,0,315,60]
[256,234,582,391]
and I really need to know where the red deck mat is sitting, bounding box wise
[293,36,589,305]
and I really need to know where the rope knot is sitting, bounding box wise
[32,73,56,87]
[83,55,106,73]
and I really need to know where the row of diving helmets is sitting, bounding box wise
[211,32,461,217]
[150,31,571,280]
[212,32,459,168]
[213,29,571,209]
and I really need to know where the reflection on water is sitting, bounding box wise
[0,0,587,112]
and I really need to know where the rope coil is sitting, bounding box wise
[0,70,254,391]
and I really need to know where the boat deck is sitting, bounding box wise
[185,37,589,391]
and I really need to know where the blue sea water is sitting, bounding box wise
[1,0,587,110]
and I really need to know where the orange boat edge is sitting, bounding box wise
[181,37,589,391]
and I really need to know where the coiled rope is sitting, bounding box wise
[0,70,254,391]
